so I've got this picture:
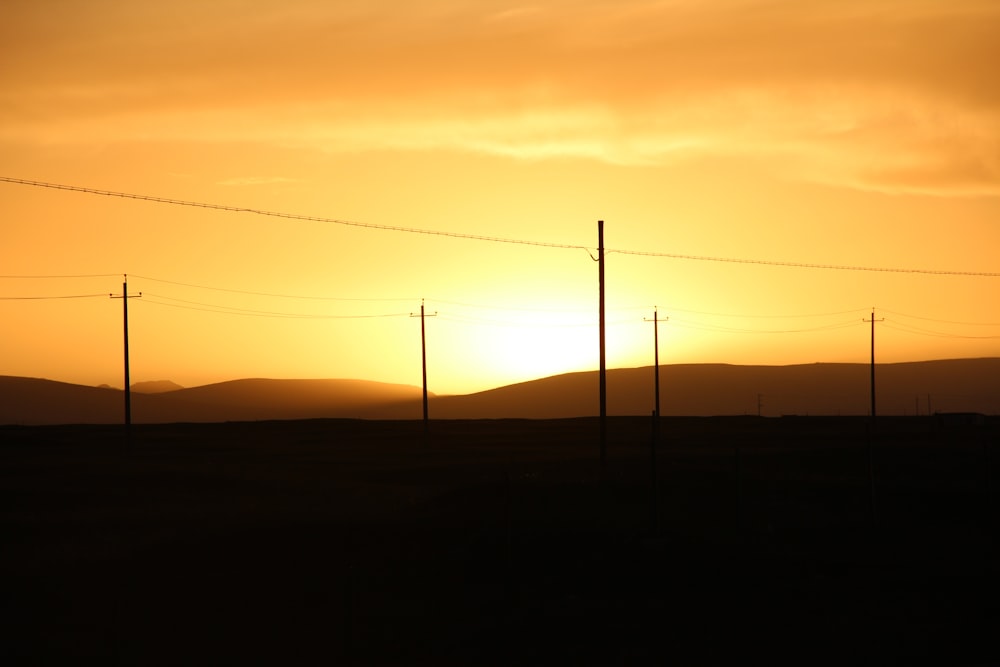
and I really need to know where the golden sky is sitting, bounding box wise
[2,0,998,395]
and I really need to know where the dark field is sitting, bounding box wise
[2,417,998,665]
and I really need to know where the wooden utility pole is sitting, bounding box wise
[110,276,141,438]
[863,308,883,527]
[643,309,666,535]
[598,220,607,467]
[644,308,666,419]
[864,309,884,419]
[411,300,436,435]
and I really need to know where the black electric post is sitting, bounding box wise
[644,308,666,419]
[644,308,666,534]
[411,300,436,436]
[863,308,883,527]
[864,308,884,419]
[598,220,607,468]
[110,276,141,440]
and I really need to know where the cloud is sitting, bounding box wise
[2,0,998,195]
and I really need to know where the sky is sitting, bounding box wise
[1,0,999,396]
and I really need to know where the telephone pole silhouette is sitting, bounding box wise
[110,276,141,438]
[597,220,607,467]
[863,308,884,419]
[863,308,883,527]
[644,307,666,535]
[411,300,436,435]
[643,308,666,419]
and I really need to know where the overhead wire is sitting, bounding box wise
[0,293,109,300]
[0,176,591,254]
[0,273,120,279]
[882,319,1000,340]
[669,318,863,335]
[140,294,411,320]
[606,248,1000,277]
[131,274,418,302]
[879,308,1000,327]
[3,175,999,277]
[437,314,599,329]
[655,305,869,319]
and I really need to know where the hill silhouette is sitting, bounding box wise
[0,377,427,424]
[130,380,184,394]
[1,358,997,425]
[431,358,1000,418]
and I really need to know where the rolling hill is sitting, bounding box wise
[1,358,997,425]
[432,358,1000,419]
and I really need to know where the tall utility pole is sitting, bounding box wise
[644,308,666,536]
[863,308,884,418]
[644,308,666,419]
[110,276,141,437]
[863,307,883,527]
[598,220,607,467]
[411,300,436,435]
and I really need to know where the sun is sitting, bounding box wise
[440,311,600,391]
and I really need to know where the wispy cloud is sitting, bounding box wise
[2,0,998,195]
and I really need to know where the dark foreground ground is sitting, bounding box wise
[2,416,998,665]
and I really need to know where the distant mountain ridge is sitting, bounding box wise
[1,359,997,425]
[131,380,184,394]
[431,359,1000,419]
[0,377,428,425]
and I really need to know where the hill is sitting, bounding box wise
[130,380,184,394]
[1,358,997,424]
[431,358,1000,419]
[0,377,427,425]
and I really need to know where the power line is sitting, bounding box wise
[4,176,998,277]
[883,320,1000,340]
[0,293,108,300]
[657,305,868,319]
[669,318,862,335]
[431,298,595,314]
[140,295,410,319]
[0,176,589,253]
[437,313,626,329]
[608,248,1000,277]
[0,274,119,279]
[131,274,418,302]
[880,308,1000,327]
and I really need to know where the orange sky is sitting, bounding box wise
[2,0,998,395]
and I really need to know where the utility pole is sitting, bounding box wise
[643,308,666,537]
[110,275,141,438]
[863,308,884,419]
[863,308,883,528]
[598,220,607,467]
[643,308,667,419]
[411,300,436,435]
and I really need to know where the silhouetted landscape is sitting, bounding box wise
[2,359,998,663]
[2,415,997,664]
[2,358,998,425]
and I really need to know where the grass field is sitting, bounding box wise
[2,417,997,665]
